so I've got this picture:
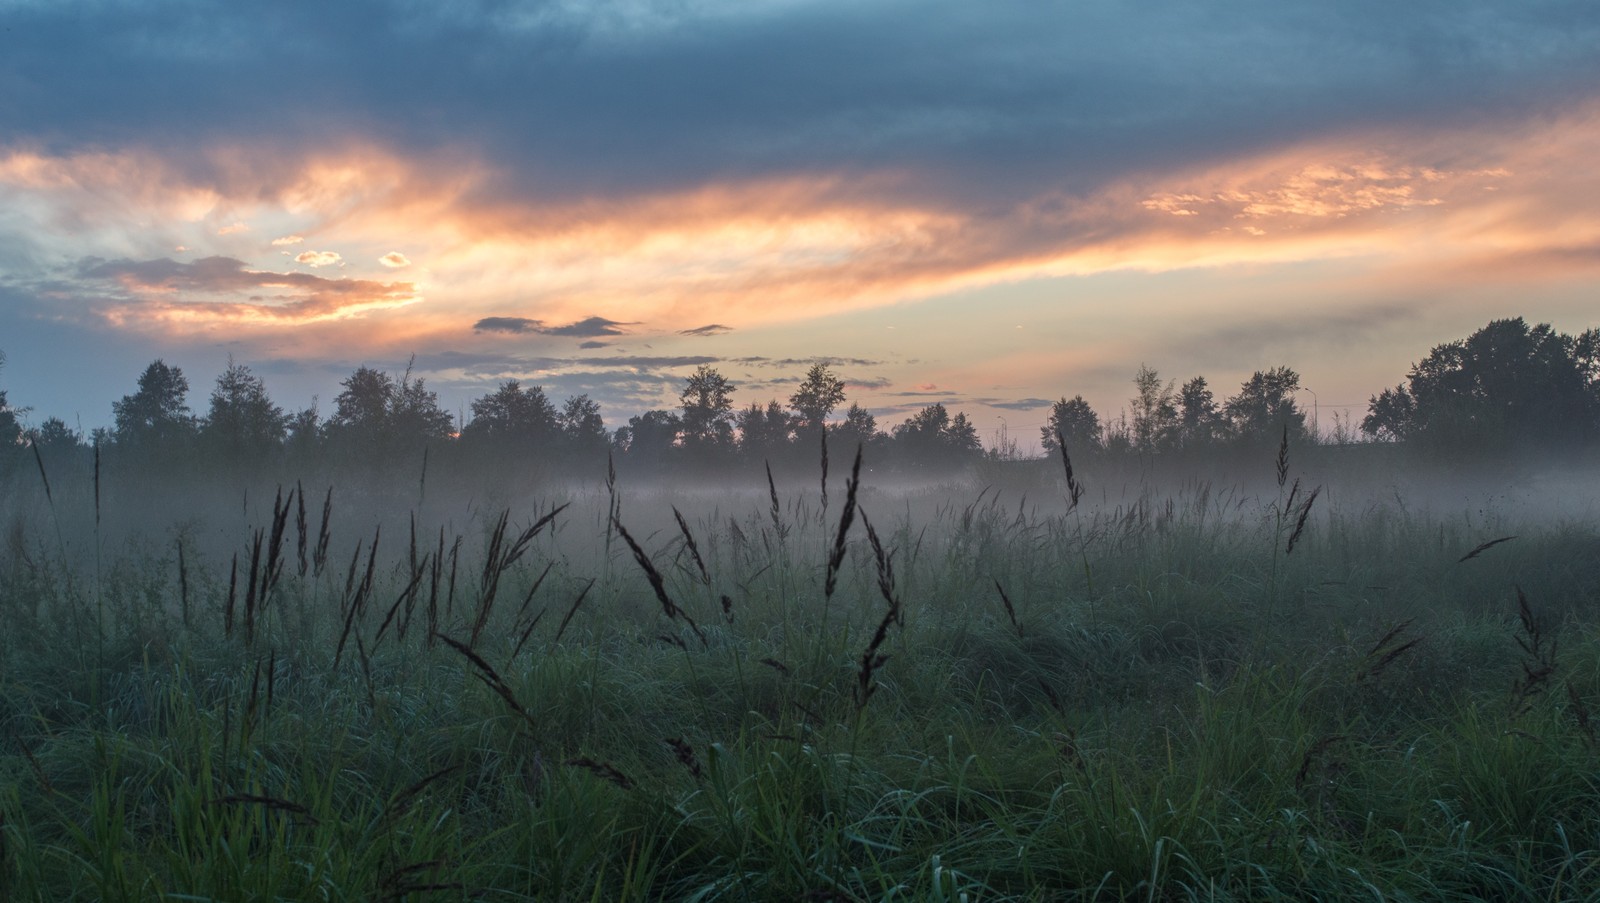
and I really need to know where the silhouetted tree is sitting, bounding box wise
[830,402,882,455]
[327,362,452,457]
[892,403,982,466]
[789,363,847,439]
[1225,367,1306,443]
[679,366,735,451]
[201,360,287,460]
[461,380,558,448]
[737,400,794,459]
[30,417,81,453]
[1041,396,1101,453]
[1178,376,1224,446]
[113,360,196,450]
[0,350,20,452]
[1362,318,1599,450]
[558,395,608,458]
[614,410,681,464]
[1129,365,1178,452]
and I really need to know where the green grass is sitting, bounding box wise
[1,462,1599,901]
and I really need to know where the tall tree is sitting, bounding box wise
[1129,365,1178,452]
[737,400,794,458]
[789,363,847,438]
[328,366,394,443]
[462,380,558,447]
[614,410,681,462]
[1178,376,1224,446]
[113,360,195,449]
[1363,318,1598,449]
[679,365,736,450]
[1224,367,1306,443]
[1041,395,1101,453]
[830,402,881,453]
[201,360,287,459]
[558,394,608,457]
[0,350,20,451]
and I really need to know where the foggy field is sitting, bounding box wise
[3,446,1600,901]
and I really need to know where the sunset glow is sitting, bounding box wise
[4,1,1600,444]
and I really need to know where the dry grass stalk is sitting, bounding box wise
[1356,619,1422,682]
[177,538,190,629]
[382,764,460,829]
[614,515,707,646]
[378,860,462,902]
[1294,734,1346,794]
[819,428,829,513]
[993,578,1021,636]
[1458,536,1517,563]
[720,593,734,623]
[1284,485,1322,556]
[564,757,635,791]
[333,528,381,670]
[1053,429,1085,509]
[1566,683,1597,748]
[243,531,263,645]
[824,445,864,601]
[374,567,427,646]
[549,578,596,651]
[856,512,902,707]
[313,486,333,577]
[665,737,704,779]
[1511,586,1558,714]
[30,441,52,507]
[672,506,711,584]
[224,552,238,640]
[765,462,787,540]
[470,504,568,649]
[296,480,309,576]
[760,657,790,675]
[436,632,539,731]
[1276,425,1290,488]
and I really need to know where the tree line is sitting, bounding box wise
[1,317,1596,478]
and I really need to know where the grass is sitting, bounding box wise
[1,449,1599,900]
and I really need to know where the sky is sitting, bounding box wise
[4,0,1600,451]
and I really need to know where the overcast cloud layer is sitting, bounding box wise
[4,1,1600,439]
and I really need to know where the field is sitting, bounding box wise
[3,444,1600,901]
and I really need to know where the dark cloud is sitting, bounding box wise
[578,340,611,349]
[473,315,634,337]
[730,356,885,368]
[981,397,1052,411]
[9,1,1595,209]
[473,316,541,334]
[541,316,634,337]
[679,324,732,336]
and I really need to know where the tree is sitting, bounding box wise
[614,410,681,462]
[390,365,455,446]
[1178,376,1224,446]
[30,417,82,452]
[1362,318,1599,449]
[1041,396,1101,454]
[462,380,558,447]
[737,400,794,459]
[0,351,20,451]
[201,359,287,459]
[789,363,847,438]
[113,360,195,449]
[830,402,881,454]
[679,366,736,451]
[1224,367,1306,443]
[558,395,608,457]
[891,403,982,465]
[328,366,394,443]
[1129,365,1178,452]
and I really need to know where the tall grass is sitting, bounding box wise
[1,449,1598,900]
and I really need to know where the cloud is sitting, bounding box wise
[474,315,635,337]
[578,340,611,349]
[541,316,634,337]
[679,323,732,336]
[294,250,343,267]
[217,223,249,235]
[271,235,304,246]
[378,251,411,268]
[77,255,419,328]
[473,316,540,334]
[982,397,1052,411]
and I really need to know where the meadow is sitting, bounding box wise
[2,442,1599,901]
